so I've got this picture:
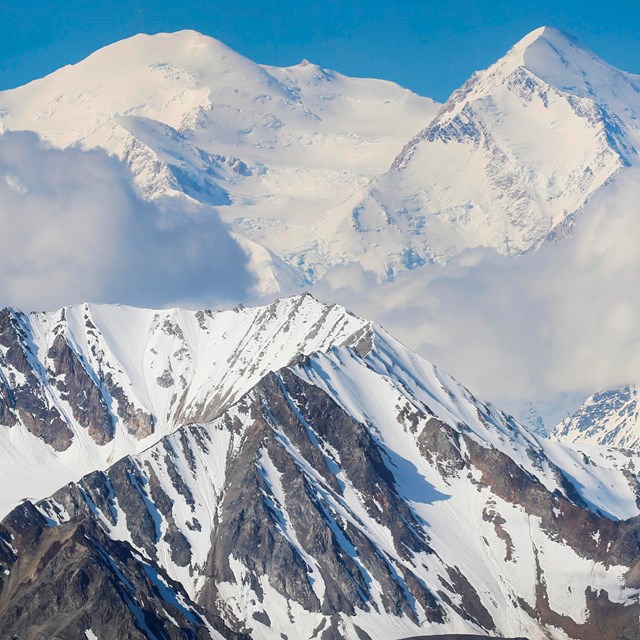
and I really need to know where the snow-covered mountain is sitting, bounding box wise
[3,27,639,289]
[553,385,640,449]
[0,294,369,516]
[0,30,438,290]
[4,26,640,638]
[350,26,640,269]
[3,296,640,639]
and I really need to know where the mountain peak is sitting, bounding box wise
[500,25,626,94]
[436,24,637,114]
[384,23,640,263]
[106,28,233,53]
[6,290,640,639]
[512,25,578,51]
[0,294,371,516]
[80,28,251,72]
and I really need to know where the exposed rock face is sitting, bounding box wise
[104,370,155,438]
[3,297,640,638]
[0,308,72,451]
[0,503,241,640]
[201,372,443,626]
[47,333,114,445]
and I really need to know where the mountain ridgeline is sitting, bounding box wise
[2,295,640,639]
[1,27,639,290]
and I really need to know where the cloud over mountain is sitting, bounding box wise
[0,132,250,310]
[316,169,640,422]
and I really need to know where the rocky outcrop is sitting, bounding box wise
[47,333,114,445]
[0,503,240,640]
[0,309,72,451]
[104,371,155,438]
[201,372,443,626]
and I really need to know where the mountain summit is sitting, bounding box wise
[0,31,438,291]
[508,26,637,97]
[4,27,640,290]
[354,26,640,268]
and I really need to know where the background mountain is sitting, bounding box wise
[3,296,640,639]
[2,27,639,289]
[0,29,438,292]
[553,385,640,449]
[353,26,640,267]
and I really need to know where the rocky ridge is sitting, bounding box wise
[0,294,368,516]
[2,297,640,638]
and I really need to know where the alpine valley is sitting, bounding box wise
[2,22,640,640]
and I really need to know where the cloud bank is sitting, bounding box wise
[3,131,639,427]
[313,169,640,425]
[0,132,251,310]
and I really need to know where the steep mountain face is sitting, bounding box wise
[0,502,237,640]
[553,385,640,449]
[348,26,640,270]
[3,297,640,639]
[0,295,368,516]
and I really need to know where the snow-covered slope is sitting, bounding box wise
[348,26,640,271]
[0,294,369,516]
[0,30,438,289]
[553,385,640,449]
[2,27,638,287]
[3,296,640,639]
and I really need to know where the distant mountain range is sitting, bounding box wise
[2,26,639,291]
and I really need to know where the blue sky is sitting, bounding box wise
[1,0,639,101]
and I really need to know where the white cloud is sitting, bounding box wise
[312,168,640,426]
[3,132,640,429]
[0,132,251,310]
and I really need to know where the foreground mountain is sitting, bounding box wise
[2,296,640,639]
[2,27,639,289]
[0,295,368,516]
